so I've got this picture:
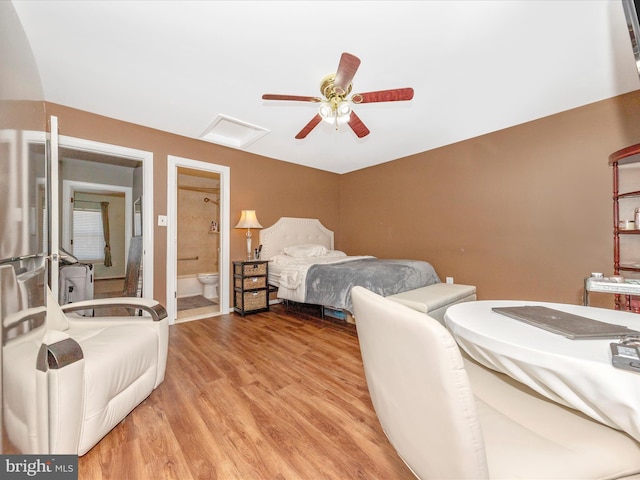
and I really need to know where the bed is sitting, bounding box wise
[259,217,440,316]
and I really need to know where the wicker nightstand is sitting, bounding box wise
[233,260,269,316]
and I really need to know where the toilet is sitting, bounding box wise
[197,273,219,299]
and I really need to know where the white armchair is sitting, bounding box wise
[4,279,168,456]
[351,286,640,479]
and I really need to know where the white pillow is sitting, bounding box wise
[283,243,328,258]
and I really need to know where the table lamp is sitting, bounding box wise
[235,210,263,260]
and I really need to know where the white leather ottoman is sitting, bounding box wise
[386,283,476,324]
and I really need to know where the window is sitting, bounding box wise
[72,207,104,261]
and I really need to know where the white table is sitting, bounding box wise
[445,300,640,441]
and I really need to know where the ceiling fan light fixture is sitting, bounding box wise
[319,101,335,124]
[335,101,351,125]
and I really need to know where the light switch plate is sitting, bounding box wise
[157,215,167,226]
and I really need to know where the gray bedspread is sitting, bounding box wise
[305,258,440,313]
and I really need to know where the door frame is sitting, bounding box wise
[167,155,230,323]
[49,117,60,299]
[55,133,154,299]
[61,180,133,273]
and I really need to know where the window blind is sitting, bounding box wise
[72,208,104,261]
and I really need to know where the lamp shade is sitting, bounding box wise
[235,210,263,229]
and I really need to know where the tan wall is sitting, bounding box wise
[45,102,341,306]
[340,90,640,307]
[44,89,640,310]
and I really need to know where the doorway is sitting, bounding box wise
[167,156,230,323]
[56,136,153,300]
[61,180,132,297]
[22,127,154,301]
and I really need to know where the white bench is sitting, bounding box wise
[387,283,476,324]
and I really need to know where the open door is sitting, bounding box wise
[48,115,60,299]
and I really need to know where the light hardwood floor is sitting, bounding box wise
[78,304,415,479]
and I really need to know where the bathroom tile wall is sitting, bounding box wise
[177,171,220,276]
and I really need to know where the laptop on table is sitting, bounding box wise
[491,305,640,340]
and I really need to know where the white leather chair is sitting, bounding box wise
[351,286,640,479]
[3,264,168,456]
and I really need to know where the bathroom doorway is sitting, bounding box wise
[167,156,230,323]
[176,167,220,320]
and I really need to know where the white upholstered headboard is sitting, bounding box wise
[259,217,334,260]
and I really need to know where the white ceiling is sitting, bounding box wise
[12,0,640,174]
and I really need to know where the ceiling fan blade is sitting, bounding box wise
[348,111,370,138]
[352,87,414,104]
[295,114,323,139]
[262,94,322,102]
[334,52,361,94]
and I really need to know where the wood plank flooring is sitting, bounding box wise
[78,304,415,479]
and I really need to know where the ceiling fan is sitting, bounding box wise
[262,52,414,139]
